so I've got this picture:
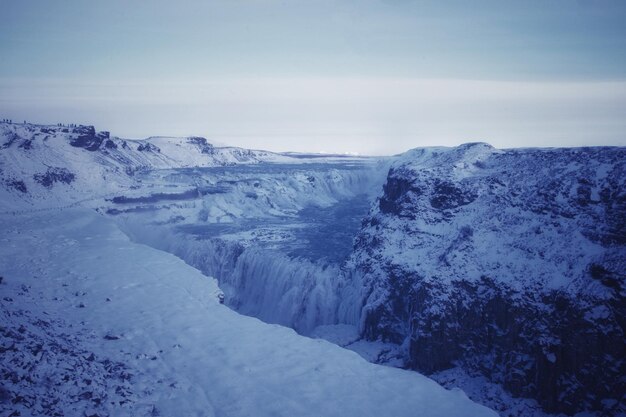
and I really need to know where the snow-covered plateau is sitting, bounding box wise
[0,121,624,417]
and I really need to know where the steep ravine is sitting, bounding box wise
[113,162,387,335]
[113,144,625,417]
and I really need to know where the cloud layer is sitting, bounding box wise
[2,77,624,154]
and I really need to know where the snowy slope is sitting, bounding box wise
[337,143,626,415]
[0,209,496,417]
[142,135,291,167]
[0,122,295,210]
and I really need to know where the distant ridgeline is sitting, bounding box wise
[0,121,293,210]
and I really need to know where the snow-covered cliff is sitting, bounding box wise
[338,143,626,415]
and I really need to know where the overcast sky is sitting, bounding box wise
[1,0,625,154]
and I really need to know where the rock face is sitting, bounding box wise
[136,142,160,152]
[341,143,626,415]
[187,136,214,154]
[33,167,75,188]
[69,125,110,151]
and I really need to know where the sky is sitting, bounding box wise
[1,0,625,154]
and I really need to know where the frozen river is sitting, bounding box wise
[177,193,372,264]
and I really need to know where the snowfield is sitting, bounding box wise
[0,209,496,417]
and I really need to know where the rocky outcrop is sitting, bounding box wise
[33,167,75,188]
[187,136,214,154]
[69,125,110,151]
[343,143,626,415]
[0,300,135,416]
[136,142,160,153]
[1,132,20,149]
[5,179,27,193]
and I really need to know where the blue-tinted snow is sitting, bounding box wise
[0,209,497,417]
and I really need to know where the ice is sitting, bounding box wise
[110,160,387,335]
[311,324,360,346]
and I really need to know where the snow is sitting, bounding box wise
[431,367,566,417]
[332,142,626,417]
[0,209,497,417]
[0,122,332,212]
[5,121,621,416]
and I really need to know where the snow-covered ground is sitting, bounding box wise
[0,209,496,417]
[309,324,576,417]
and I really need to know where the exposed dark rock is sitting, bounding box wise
[69,126,109,151]
[359,272,625,415]
[18,140,32,150]
[429,180,476,210]
[109,188,200,204]
[187,137,214,154]
[1,133,20,149]
[33,167,75,188]
[378,168,420,218]
[136,143,160,153]
[6,180,27,193]
[0,304,135,416]
[104,139,117,149]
